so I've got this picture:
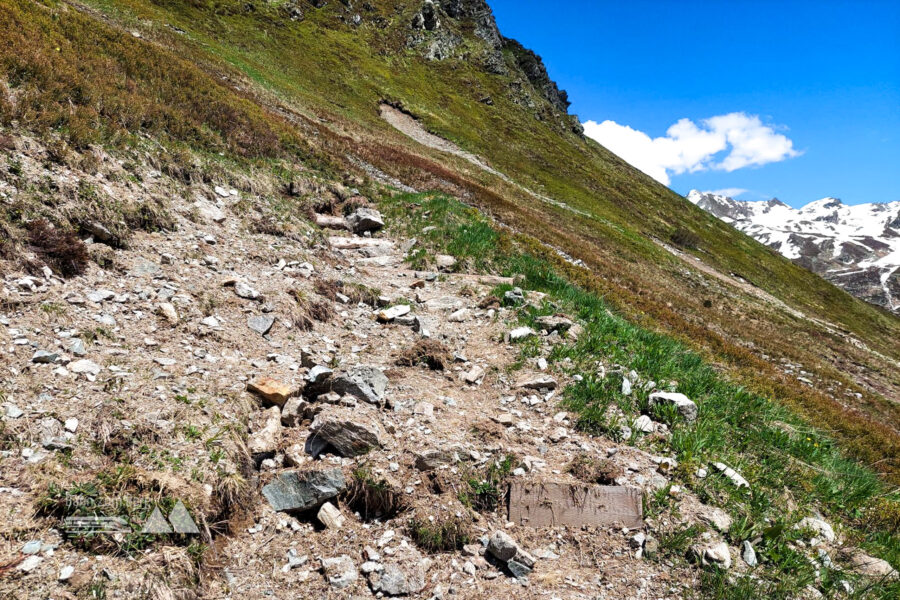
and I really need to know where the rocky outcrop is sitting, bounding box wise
[502,38,570,113]
[405,0,578,130]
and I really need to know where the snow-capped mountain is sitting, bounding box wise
[688,190,900,312]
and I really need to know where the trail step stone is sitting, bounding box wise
[508,481,643,529]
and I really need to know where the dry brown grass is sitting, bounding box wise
[288,288,334,331]
[343,466,409,522]
[26,218,89,277]
[313,277,381,306]
[567,454,622,485]
[395,339,452,370]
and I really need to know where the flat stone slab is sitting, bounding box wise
[509,481,643,529]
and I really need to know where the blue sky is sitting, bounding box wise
[489,0,900,207]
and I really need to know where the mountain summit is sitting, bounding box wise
[688,190,900,312]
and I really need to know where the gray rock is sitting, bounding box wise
[414,449,454,471]
[507,558,532,578]
[281,396,311,427]
[503,288,525,305]
[462,364,485,384]
[87,289,115,303]
[332,365,388,405]
[32,350,58,364]
[22,540,42,555]
[435,254,457,271]
[487,530,528,564]
[796,516,835,543]
[262,468,346,513]
[375,548,427,596]
[377,305,411,322]
[741,541,758,567]
[69,339,86,356]
[487,531,536,579]
[344,207,384,234]
[158,302,179,324]
[307,406,386,457]
[69,359,101,377]
[698,541,732,569]
[516,374,557,390]
[234,281,260,300]
[649,391,698,423]
[307,365,334,385]
[534,315,573,333]
[321,555,357,589]
[248,315,275,335]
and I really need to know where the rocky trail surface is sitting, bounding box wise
[0,136,894,600]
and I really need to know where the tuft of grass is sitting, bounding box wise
[407,516,471,553]
[458,453,517,513]
[396,339,452,370]
[343,467,408,522]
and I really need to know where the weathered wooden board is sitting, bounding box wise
[508,481,643,529]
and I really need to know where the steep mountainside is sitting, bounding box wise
[688,190,900,312]
[1,1,900,598]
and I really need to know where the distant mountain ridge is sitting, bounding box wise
[688,190,900,312]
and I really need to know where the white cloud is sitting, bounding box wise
[582,112,799,186]
[709,188,748,198]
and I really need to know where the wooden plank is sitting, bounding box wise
[508,481,643,529]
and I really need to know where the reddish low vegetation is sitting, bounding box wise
[27,218,89,278]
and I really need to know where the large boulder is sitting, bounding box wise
[262,468,346,513]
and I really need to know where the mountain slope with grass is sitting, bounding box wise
[1,1,898,598]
